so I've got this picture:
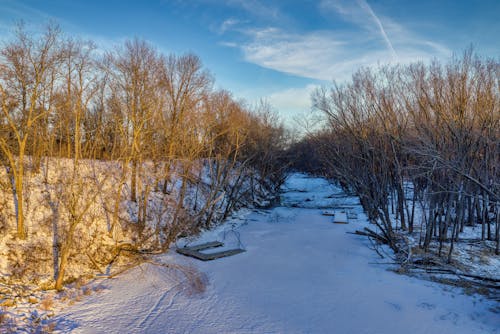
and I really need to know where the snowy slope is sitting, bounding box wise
[54,173,499,334]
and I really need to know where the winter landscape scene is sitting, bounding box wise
[0,1,498,333]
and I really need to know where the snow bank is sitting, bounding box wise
[52,173,499,333]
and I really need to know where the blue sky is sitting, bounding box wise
[0,0,498,125]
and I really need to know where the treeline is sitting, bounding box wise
[291,50,499,259]
[0,23,288,289]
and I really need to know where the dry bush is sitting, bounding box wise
[41,321,57,333]
[0,309,15,333]
[39,295,54,311]
[0,307,7,325]
[82,286,92,296]
[6,239,52,284]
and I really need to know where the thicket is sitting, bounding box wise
[0,23,288,289]
[291,50,499,261]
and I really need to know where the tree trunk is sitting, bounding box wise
[409,186,417,234]
[55,221,77,291]
[55,243,70,291]
[396,183,407,230]
[495,206,499,255]
[131,159,137,203]
[15,153,26,239]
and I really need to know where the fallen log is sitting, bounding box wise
[350,228,389,244]
[409,264,500,284]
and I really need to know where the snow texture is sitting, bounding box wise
[54,174,499,333]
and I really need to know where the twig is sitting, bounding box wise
[368,236,385,259]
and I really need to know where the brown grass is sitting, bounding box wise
[39,295,54,311]
[41,321,57,333]
[0,307,7,325]
[82,286,92,296]
[174,264,209,295]
[146,261,208,295]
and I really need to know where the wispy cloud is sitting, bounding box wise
[320,0,403,60]
[237,28,350,80]
[197,0,283,23]
[356,0,397,59]
[222,1,451,81]
[224,0,281,21]
[0,1,50,21]
[0,1,86,40]
[0,1,50,36]
[218,18,241,34]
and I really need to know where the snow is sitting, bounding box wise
[53,173,499,333]
[393,182,499,280]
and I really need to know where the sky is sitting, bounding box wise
[0,0,498,126]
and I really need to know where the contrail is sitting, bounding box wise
[358,0,398,60]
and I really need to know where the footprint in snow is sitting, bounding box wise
[438,311,459,324]
[417,302,436,310]
[385,301,402,311]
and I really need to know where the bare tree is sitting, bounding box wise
[105,39,164,203]
[304,50,499,259]
[160,53,212,194]
[0,23,61,239]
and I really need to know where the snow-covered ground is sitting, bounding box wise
[53,173,499,333]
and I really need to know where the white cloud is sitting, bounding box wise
[267,84,319,114]
[232,12,450,81]
[219,41,239,48]
[219,0,451,81]
[241,29,351,81]
[263,84,328,132]
[239,28,385,81]
[218,18,241,34]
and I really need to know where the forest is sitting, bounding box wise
[0,24,288,291]
[291,49,499,268]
